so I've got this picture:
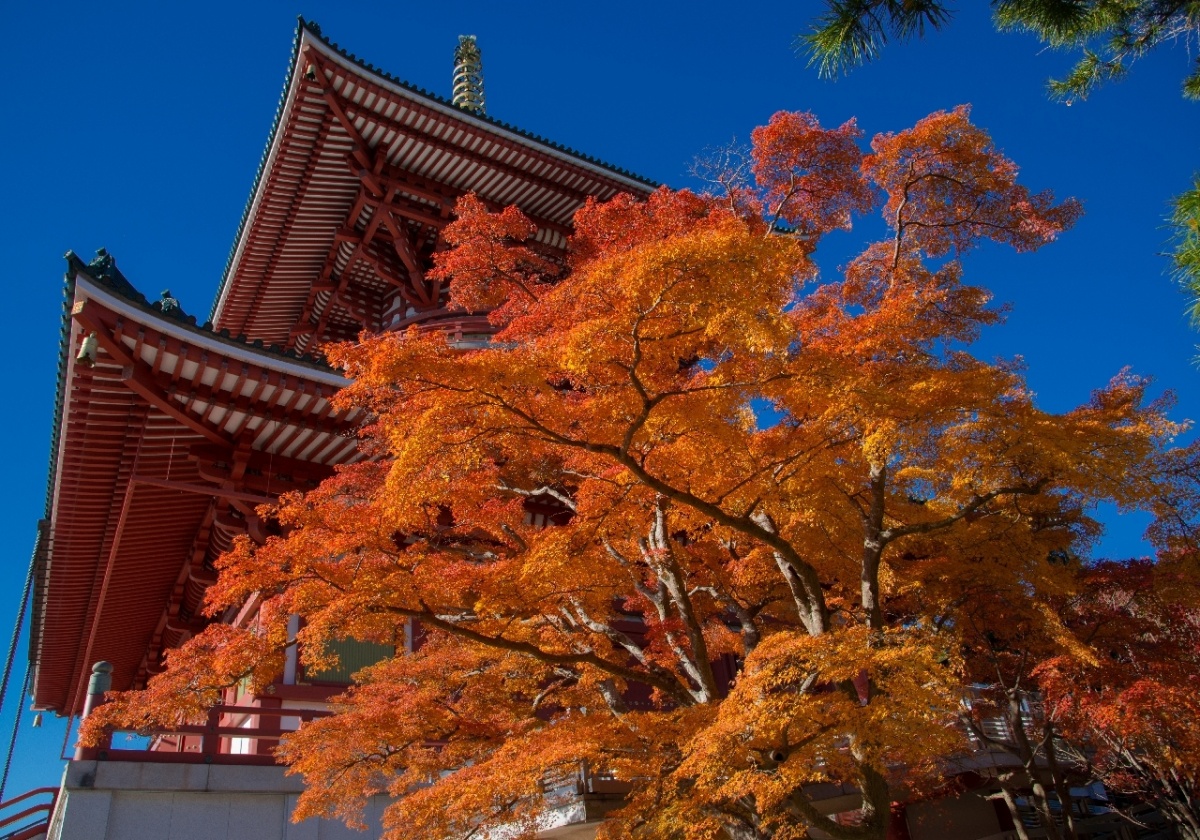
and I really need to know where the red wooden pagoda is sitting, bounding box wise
[30,18,655,724]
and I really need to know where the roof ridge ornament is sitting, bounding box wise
[156,289,182,315]
[452,35,485,115]
[88,248,116,278]
[151,288,192,324]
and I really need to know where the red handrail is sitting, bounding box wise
[6,826,51,840]
[90,704,331,766]
[0,786,57,840]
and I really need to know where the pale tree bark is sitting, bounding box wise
[1105,740,1200,840]
[1042,721,1081,840]
[785,756,893,840]
[1004,693,1072,840]
[860,462,888,633]
[749,510,829,636]
[996,786,1033,840]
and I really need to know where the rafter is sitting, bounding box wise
[154,368,352,441]
[74,302,233,447]
[287,48,593,352]
[139,498,218,685]
[365,156,576,241]
[308,46,599,207]
[220,73,337,340]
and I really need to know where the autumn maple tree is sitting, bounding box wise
[1035,558,1200,838]
[85,106,1200,840]
[1034,447,1200,840]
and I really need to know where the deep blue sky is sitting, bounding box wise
[2,0,1198,802]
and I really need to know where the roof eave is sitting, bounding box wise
[209,18,660,325]
[31,250,353,712]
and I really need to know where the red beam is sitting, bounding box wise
[68,473,139,717]
[129,476,275,506]
[73,301,232,447]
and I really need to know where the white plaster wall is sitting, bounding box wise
[48,761,390,840]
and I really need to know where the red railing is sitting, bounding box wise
[88,705,330,766]
[0,787,57,840]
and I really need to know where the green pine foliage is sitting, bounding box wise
[802,1,1200,101]
[1172,177,1200,326]
[802,1,954,78]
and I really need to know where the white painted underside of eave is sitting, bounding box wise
[75,273,351,389]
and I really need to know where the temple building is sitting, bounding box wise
[32,17,651,719]
[8,19,653,840]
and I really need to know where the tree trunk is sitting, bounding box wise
[861,463,887,633]
[750,510,829,635]
[1006,693,1066,840]
[1041,722,1080,840]
[785,757,892,840]
[997,785,1033,840]
[1152,780,1200,840]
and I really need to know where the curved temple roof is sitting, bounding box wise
[212,20,655,353]
[32,252,362,714]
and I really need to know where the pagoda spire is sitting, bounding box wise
[452,35,485,115]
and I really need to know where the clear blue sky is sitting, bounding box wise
[2,0,1198,802]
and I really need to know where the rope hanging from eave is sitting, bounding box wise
[0,528,41,801]
[0,675,29,803]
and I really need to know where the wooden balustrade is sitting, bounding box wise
[88,704,330,766]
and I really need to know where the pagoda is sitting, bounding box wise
[33,19,654,720]
[8,20,654,840]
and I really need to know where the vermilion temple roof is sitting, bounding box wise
[32,251,362,714]
[211,19,655,353]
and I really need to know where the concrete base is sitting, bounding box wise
[48,760,391,840]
